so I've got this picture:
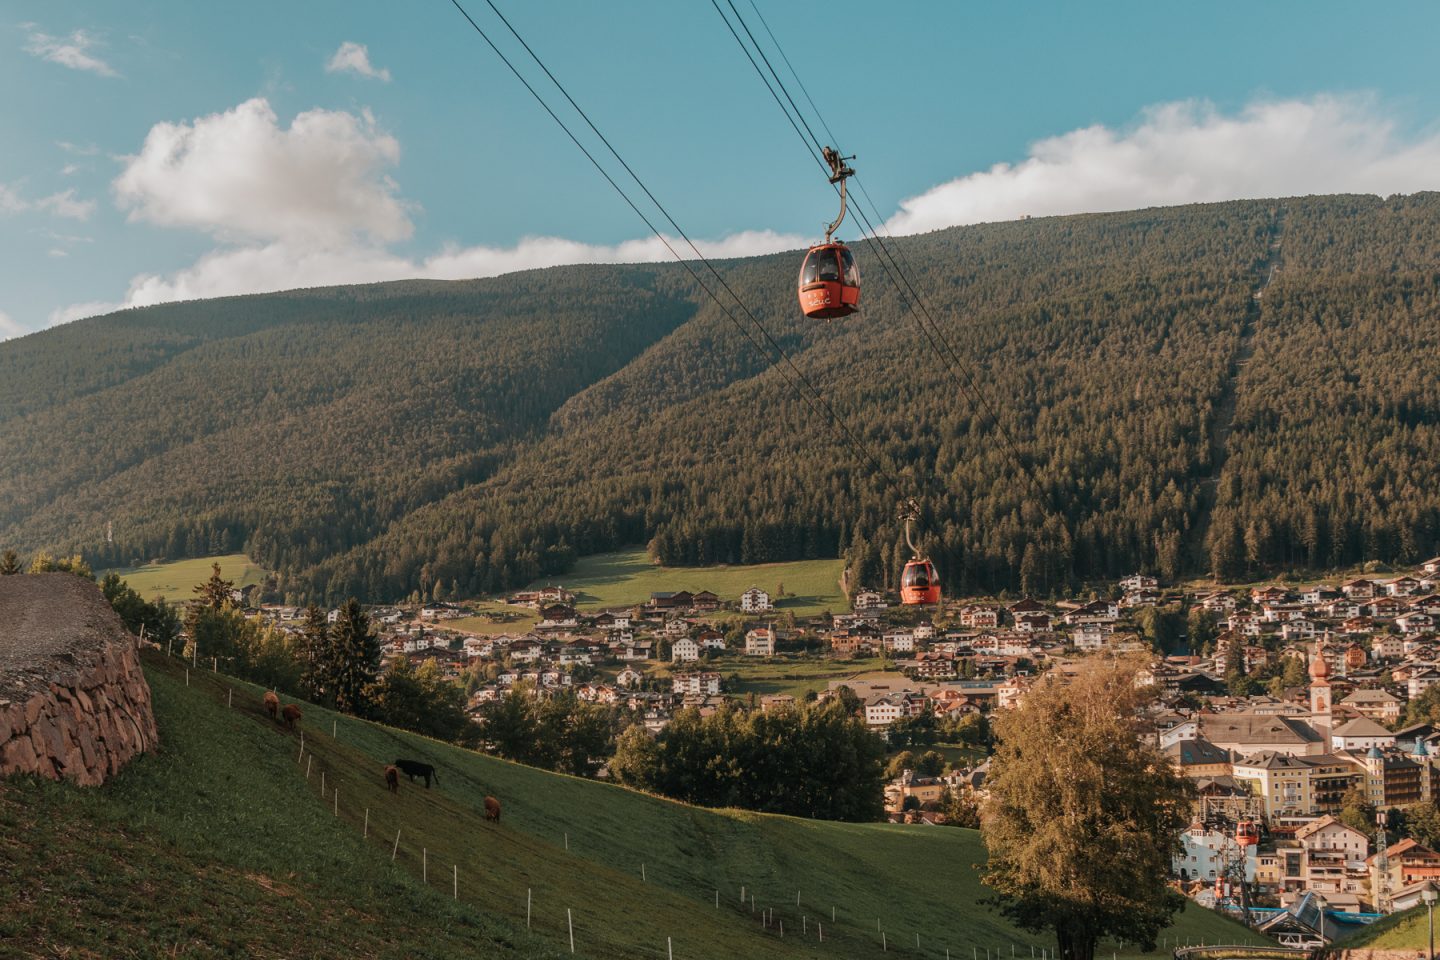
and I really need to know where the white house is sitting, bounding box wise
[1120,573,1160,592]
[883,630,915,653]
[1331,717,1397,752]
[672,672,722,696]
[853,590,888,611]
[864,694,905,727]
[740,587,773,613]
[744,628,775,657]
[616,666,644,688]
[671,638,701,663]
[1387,577,1423,597]
[1397,613,1436,635]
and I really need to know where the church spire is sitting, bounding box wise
[1309,646,1333,750]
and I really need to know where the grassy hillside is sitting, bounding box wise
[1337,905,1431,949]
[531,548,845,616]
[0,651,1266,958]
[103,552,268,602]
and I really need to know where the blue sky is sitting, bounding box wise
[3,0,1440,336]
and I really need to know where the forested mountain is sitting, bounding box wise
[3,195,1437,602]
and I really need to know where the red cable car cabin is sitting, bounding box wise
[798,242,859,320]
[1236,819,1260,846]
[900,558,941,606]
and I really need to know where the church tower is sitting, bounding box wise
[1310,648,1333,750]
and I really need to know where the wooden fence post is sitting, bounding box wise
[392,828,401,862]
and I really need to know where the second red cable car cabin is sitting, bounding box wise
[898,499,942,606]
[900,557,941,606]
[798,242,860,319]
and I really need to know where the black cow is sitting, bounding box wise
[393,758,438,788]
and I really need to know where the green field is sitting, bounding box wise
[1338,904,1431,948]
[450,601,541,636]
[106,553,268,602]
[529,549,846,617]
[711,656,896,698]
[0,651,1268,958]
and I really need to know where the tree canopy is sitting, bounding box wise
[981,657,1193,960]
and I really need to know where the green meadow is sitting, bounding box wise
[104,553,267,602]
[1,651,1268,958]
[526,548,846,617]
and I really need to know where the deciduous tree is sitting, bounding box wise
[982,657,1192,960]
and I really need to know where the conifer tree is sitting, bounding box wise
[298,604,334,705]
[327,598,380,716]
[194,563,235,610]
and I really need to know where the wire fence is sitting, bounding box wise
[169,651,1257,959]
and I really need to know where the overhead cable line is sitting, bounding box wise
[445,0,894,483]
[715,0,1072,545]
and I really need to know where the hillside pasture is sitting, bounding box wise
[527,548,845,616]
[99,654,1268,958]
[1,649,1270,957]
[450,601,541,636]
[106,552,267,602]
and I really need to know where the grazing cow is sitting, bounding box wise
[393,758,438,788]
[281,703,302,731]
[484,796,501,823]
[263,691,280,720]
[383,765,399,794]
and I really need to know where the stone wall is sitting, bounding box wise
[0,573,159,786]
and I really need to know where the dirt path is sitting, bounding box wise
[1186,212,1285,567]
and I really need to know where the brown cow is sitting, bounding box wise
[484,796,501,823]
[384,765,399,794]
[263,691,280,720]
[281,703,302,731]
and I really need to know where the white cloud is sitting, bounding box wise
[60,163,82,176]
[25,29,119,78]
[0,309,30,342]
[36,189,95,220]
[48,248,68,258]
[0,184,94,220]
[40,96,803,328]
[886,94,1440,234]
[0,183,26,214]
[325,42,391,82]
[114,97,409,245]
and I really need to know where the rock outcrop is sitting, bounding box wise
[0,573,159,786]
